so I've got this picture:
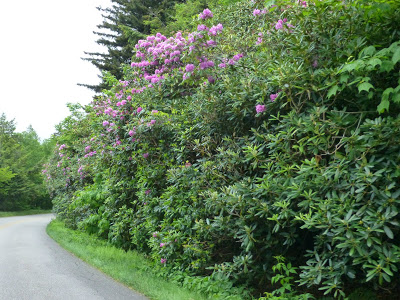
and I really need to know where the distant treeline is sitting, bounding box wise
[0,114,53,210]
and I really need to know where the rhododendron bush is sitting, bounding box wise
[45,0,400,298]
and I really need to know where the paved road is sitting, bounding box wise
[0,214,148,300]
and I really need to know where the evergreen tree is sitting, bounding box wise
[80,0,185,92]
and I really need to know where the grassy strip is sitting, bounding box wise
[46,219,211,300]
[0,209,52,218]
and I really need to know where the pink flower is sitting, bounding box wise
[197,24,208,31]
[270,93,278,101]
[256,104,266,113]
[145,189,151,195]
[129,130,135,137]
[253,9,261,16]
[275,20,284,30]
[151,110,158,114]
[160,243,165,247]
[160,258,167,264]
[143,153,149,159]
[102,121,109,126]
[199,8,213,20]
[137,107,143,113]
[185,64,195,72]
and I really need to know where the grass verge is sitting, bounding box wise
[46,219,211,300]
[0,209,52,218]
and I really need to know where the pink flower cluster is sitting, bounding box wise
[199,8,213,20]
[275,18,295,30]
[253,8,267,16]
[256,104,266,113]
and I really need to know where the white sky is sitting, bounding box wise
[0,0,113,141]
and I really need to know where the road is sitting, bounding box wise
[0,214,148,300]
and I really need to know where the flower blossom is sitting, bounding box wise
[185,64,195,72]
[275,19,284,30]
[253,9,261,16]
[197,24,208,31]
[199,8,213,20]
[270,93,278,101]
[160,258,167,264]
[256,104,266,113]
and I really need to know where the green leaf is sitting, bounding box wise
[392,48,400,65]
[327,85,339,98]
[340,74,349,83]
[382,88,394,102]
[360,45,376,58]
[367,58,381,68]
[358,82,374,93]
[392,92,400,104]
[383,267,393,276]
[380,60,395,72]
[347,271,355,279]
[377,99,390,113]
[384,226,394,239]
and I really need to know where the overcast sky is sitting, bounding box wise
[0,0,113,141]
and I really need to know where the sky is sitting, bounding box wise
[0,0,113,141]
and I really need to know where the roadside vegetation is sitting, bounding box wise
[0,210,52,218]
[47,218,231,300]
[44,0,400,299]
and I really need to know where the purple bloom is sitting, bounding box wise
[275,20,284,30]
[103,121,109,126]
[197,24,208,31]
[207,40,216,46]
[151,110,159,114]
[199,8,213,20]
[160,243,165,247]
[145,189,151,195]
[137,107,143,113]
[185,64,195,72]
[253,9,261,16]
[152,232,158,237]
[143,153,149,159]
[129,130,135,137]
[270,93,278,101]
[207,76,215,84]
[256,104,266,113]
[160,258,167,264]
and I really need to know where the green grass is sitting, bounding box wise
[0,209,52,218]
[46,219,212,300]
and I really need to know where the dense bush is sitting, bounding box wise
[45,0,400,298]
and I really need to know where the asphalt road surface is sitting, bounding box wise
[0,214,148,300]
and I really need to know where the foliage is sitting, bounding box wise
[46,0,400,298]
[0,114,52,210]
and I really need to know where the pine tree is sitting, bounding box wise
[80,0,185,93]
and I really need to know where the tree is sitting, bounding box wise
[80,0,186,92]
[0,114,52,210]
